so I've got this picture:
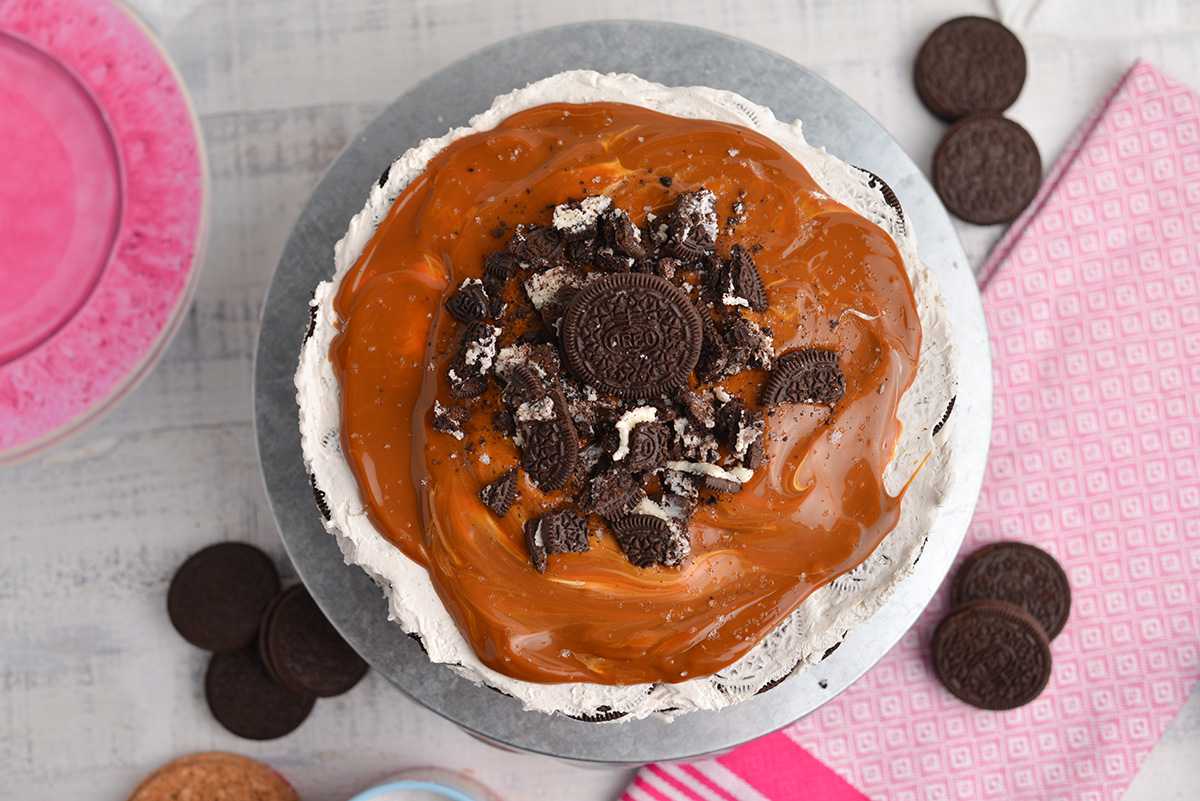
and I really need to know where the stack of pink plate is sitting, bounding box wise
[0,0,207,465]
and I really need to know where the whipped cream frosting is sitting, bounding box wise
[296,70,958,720]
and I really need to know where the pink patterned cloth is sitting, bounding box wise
[623,60,1200,801]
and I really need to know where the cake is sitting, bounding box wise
[296,71,957,721]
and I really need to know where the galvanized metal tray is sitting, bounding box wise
[254,20,992,765]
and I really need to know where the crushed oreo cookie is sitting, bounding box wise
[517,399,578,492]
[478,469,519,517]
[761,349,846,407]
[525,508,590,573]
[444,279,490,322]
[429,188,870,572]
[447,322,499,399]
[611,514,686,568]
[432,402,471,439]
[577,466,645,518]
[721,244,768,312]
[667,190,719,258]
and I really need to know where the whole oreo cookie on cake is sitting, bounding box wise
[296,71,959,720]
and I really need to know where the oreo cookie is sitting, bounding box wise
[478,469,519,517]
[915,16,1027,121]
[562,273,704,398]
[568,705,631,723]
[601,207,647,260]
[444,280,490,322]
[932,599,1052,710]
[699,474,742,495]
[524,508,590,573]
[933,395,956,436]
[501,363,546,408]
[760,349,845,406]
[933,113,1041,225]
[432,403,471,438]
[721,244,767,312]
[507,224,563,269]
[694,309,731,384]
[517,396,579,492]
[447,322,498,400]
[667,190,719,258]
[952,542,1071,640]
[625,421,671,473]
[578,466,645,518]
[857,168,906,232]
[262,585,369,698]
[611,514,679,568]
[204,647,315,740]
[168,543,280,653]
[310,472,331,521]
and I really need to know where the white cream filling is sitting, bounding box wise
[611,406,659,461]
[553,194,611,233]
[296,70,958,722]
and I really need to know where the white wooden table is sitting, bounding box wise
[3,1,1198,799]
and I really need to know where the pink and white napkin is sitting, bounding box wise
[622,60,1200,801]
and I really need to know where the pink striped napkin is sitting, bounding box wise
[622,60,1200,801]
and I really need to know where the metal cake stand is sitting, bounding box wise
[253,20,992,765]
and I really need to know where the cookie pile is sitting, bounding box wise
[434,189,846,572]
[915,16,1042,225]
[168,543,369,739]
[932,542,1071,710]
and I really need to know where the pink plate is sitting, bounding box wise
[0,0,208,464]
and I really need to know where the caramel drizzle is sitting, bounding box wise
[331,102,921,684]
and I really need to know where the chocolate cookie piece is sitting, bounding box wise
[263,585,369,698]
[675,387,716,431]
[517,396,579,492]
[501,363,546,408]
[478,469,519,517]
[915,16,1026,121]
[857,168,906,231]
[667,190,719,258]
[700,473,742,495]
[431,402,471,438]
[309,473,331,521]
[561,273,704,398]
[568,706,630,723]
[932,599,1052,710]
[611,514,682,568]
[721,244,768,312]
[524,508,590,572]
[483,250,518,288]
[694,310,731,384]
[447,322,499,400]
[625,421,671,473]
[601,207,647,260]
[933,113,1041,225]
[578,466,645,518]
[761,349,845,406]
[507,224,563,269]
[724,313,773,372]
[168,543,281,653]
[952,542,1071,640]
[126,752,298,801]
[205,647,315,740]
[933,395,956,436]
[444,280,490,322]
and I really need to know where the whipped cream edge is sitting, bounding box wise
[296,70,958,721]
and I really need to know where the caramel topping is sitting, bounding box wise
[331,102,921,685]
